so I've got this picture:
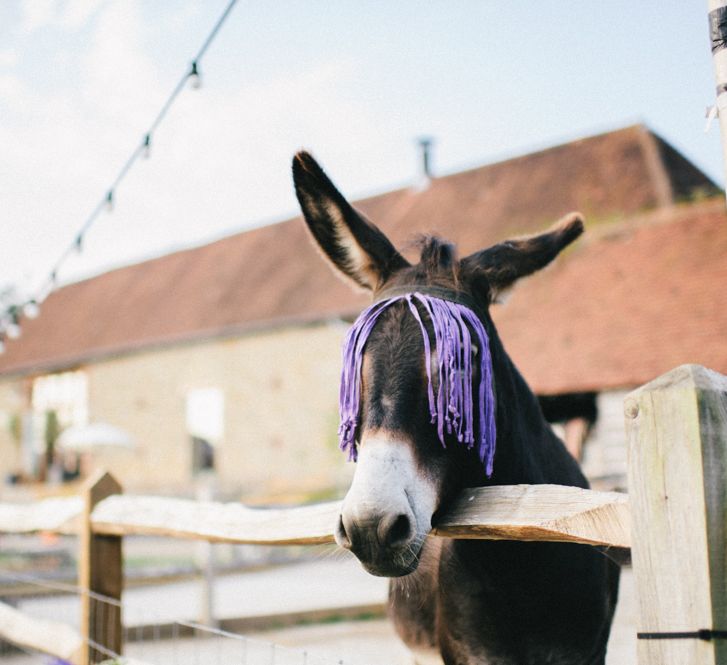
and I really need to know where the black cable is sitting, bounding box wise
[194,0,239,63]
[638,629,727,641]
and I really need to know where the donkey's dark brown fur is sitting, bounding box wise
[292,151,619,665]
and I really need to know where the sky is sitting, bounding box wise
[0,1,722,301]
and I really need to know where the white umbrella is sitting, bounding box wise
[56,422,135,452]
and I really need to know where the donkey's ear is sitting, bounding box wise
[461,212,583,299]
[292,151,409,290]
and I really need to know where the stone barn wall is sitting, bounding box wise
[0,321,354,498]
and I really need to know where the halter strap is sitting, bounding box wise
[374,284,491,328]
[375,284,481,312]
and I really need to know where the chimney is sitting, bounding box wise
[415,136,434,190]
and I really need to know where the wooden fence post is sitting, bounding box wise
[79,471,123,665]
[625,364,727,664]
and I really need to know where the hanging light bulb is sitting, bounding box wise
[143,133,151,159]
[5,308,21,339]
[188,61,201,89]
[106,190,114,212]
[23,300,40,319]
[5,321,20,340]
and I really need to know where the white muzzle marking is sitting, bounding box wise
[340,436,437,547]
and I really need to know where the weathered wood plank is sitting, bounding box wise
[432,484,630,548]
[0,600,82,664]
[90,484,630,549]
[0,495,82,534]
[91,495,340,545]
[626,364,727,665]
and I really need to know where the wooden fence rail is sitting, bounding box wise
[0,600,83,663]
[95,484,630,548]
[0,364,724,665]
[0,495,81,534]
[0,484,630,548]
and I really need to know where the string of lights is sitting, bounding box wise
[0,0,238,355]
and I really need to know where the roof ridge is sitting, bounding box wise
[579,198,725,246]
[427,123,649,184]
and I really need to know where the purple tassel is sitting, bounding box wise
[338,293,496,476]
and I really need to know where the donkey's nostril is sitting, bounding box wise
[379,513,413,548]
[335,514,352,549]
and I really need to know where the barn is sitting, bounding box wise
[0,124,720,497]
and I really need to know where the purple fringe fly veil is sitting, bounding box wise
[338,292,497,476]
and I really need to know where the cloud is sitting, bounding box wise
[19,0,56,32]
[59,0,103,29]
[80,0,159,123]
[0,74,30,109]
[18,0,102,32]
[0,50,18,68]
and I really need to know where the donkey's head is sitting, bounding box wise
[293,152,582,576]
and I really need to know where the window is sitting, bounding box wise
[186,388,224,474]
[32,370,89,429]
[30,370,88,477]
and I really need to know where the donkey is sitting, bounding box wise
[292,152,619,665]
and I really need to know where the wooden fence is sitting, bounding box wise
[0,364,724,665]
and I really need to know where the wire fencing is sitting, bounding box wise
[0,569,359,665]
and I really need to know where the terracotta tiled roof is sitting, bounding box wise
[0,125,718,378]
[493,200,727,394]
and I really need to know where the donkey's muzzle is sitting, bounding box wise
[334,435,436,576]
[335,510,420,577]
